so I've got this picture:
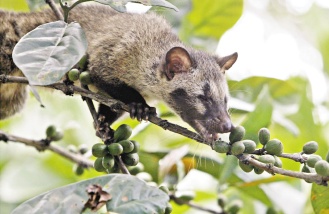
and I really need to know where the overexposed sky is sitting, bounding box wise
[216,0,328,105]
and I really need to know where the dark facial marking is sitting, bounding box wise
[197,83,213,103]
[170,88,202,120]
[197,82,229,119]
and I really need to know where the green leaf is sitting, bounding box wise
[181,0,243,41]
[229,76,300,104]
[12,174,169,214]
[219,155,238,184]
[311,184,329,214]
[0,0,29,11]
[12,21,88,85]
[105,175,169,213]
[234,182,273,206]
[29,85,44,107]
[158,145,189,183]
[94,0,178,13]
[242,85,273,142]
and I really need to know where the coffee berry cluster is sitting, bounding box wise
[213,125,329,177]
[92,124,140,173]
[302,142,329,177]
[213,126,283,174]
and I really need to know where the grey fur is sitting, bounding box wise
[0,5,237,139]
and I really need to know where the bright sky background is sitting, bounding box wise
[216,0,329,105]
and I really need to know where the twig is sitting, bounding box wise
[170,194,224,214]
[115,156,130,174]
[279,153,306,163]
[0,130,93,167]
[253,149,307,163]
[239,154,329,185]
[45,0,64,20]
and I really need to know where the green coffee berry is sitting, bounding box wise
[226,200,243,214]
[79,71,92,85]
[239,160,253,172]
[258,155,276,164]
[114,124,132,142]
[164,203,172,214]
[108,143,123,156]
[74,164,84,176]
[130,140,140,153]
[273,156,283,168]
[51,131,63,141]
[122,153,139,166]
[118,140,134,153]
[213,140,230,153]
[306,154,322,168]
[107,163,120,174]
[314,160,329,176]
[231,141,245,155]
[78,55,88,68]
[79,144,88,154]
[242,140,256,154]
[68,68,79,81]
[302,164,311,173]
[136,172,153,182]
[102,154,115,169]
[92,143,108,157]
[175,190,195,202]
[217,193,227,208]
[266,207,279,214]
[128,162,144,175]
[94,157,106,172]
[46,125,56,138]
[254,167,264,174]
[159,185,170,194]
[303,141,318,154]
[258,128,270,145]
[265,139,283,156]
[229,125,245,143]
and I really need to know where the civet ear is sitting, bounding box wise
[216,52,238,72]
[164,47,192,80]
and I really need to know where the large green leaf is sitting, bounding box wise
[94,0,178,12]
[12,174,169,214]
[229,76,300,104]
[311,184,329,214]
[12,21,88,85]
[158,145,189,183]
[180,0,243,41]
[218,155,238,184]
[242,86,273,142]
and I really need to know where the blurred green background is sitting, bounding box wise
[0,0,328,213]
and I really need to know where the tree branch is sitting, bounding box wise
[279,152,306,163]
[170,194,224,214]
[253,149,307,163]
[0,130,93,167]
[45,0,64,20]
[0,75,205,144]
[238,154,329,185]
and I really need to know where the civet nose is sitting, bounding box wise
[220,121,233,133]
